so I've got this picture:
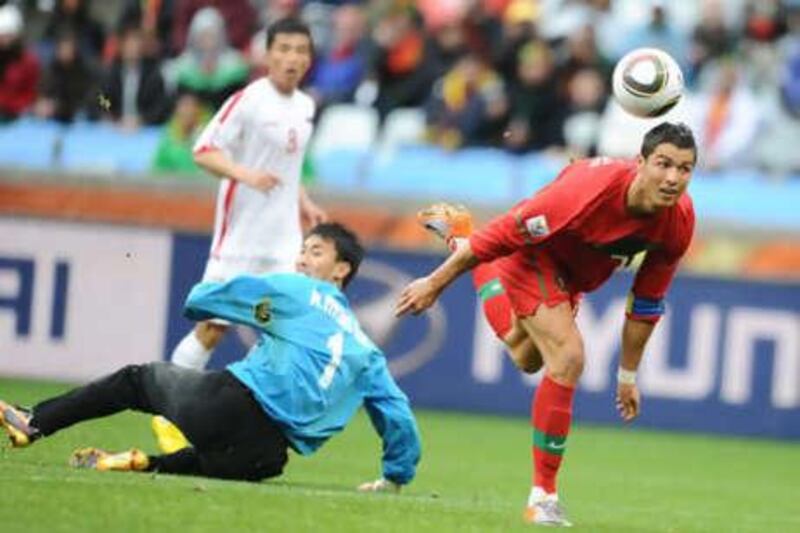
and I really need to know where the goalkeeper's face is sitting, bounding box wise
[296,235,352,289]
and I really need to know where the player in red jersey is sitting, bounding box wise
[398,122,697,526]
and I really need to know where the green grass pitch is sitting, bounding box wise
[1,377,798,532]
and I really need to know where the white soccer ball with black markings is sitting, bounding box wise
[612,48,684,118]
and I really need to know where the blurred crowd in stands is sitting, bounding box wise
[1,0,800,177]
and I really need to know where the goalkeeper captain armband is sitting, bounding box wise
[625,294,665,323]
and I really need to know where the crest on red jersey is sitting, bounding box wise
[525,215,550,237]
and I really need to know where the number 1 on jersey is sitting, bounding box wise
[319,332,344,389]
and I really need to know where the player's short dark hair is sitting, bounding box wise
[641,122,697,164]
[266,17,313,50]
[308,222,364,288]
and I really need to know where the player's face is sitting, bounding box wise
[296,235,351,287]
[266,32,313,94]
[637,143,695,210]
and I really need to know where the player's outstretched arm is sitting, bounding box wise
[395,242,479,316]
[360,357,421,492]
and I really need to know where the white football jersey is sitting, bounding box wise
[194,78,315,265]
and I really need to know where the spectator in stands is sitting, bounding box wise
[617,2,688,68]
[165,7,249,108]
[755,29,800,175]
[173,0,257,53]
[370,6,439,120]
[743,0,787,44]
[503,40,564,153]
[692,59,761,171]
[110,0,176,61]
[557,24,613,96]
[780,31,800,120]
[740,0,787,92]
[427,17,471,80]
[536,0,616,55]
[425,52,507,149]
[0,4,39,122]
[779,0,800,53]
[561,67,608,157]
[458,1,503,65]
[247,0,301,80]
[688,0,738,86]
[308,4,368,109]
[417,0,498,78]
[300,0,338,55]
[101,22,171,129]
[416,0,464,33]
[492,0,539,86]
[554,21,612,156]
[152,90,209,176]
[42,0,105,62]
[34,31,97,123]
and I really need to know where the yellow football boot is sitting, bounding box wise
[151,415,190,454]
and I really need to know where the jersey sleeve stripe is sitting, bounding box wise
[211,180,239,258]
[199,90,246,154]
[193,144,219,155]
[219,90,245,124]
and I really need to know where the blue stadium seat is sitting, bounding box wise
[690,171,800,231]
[0,118,64,170]
[314,149,366,189]
[60,122,162,175]
[375,107,427,160]
[515,152,565,197]
[311,105,378,188]
[367,146,514,206]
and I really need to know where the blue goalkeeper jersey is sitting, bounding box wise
[183,272,421,484]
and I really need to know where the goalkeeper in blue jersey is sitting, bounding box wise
[0,223,420,491]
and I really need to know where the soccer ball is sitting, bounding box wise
[612,48,684,118]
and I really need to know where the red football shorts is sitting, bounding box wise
[492,250,581,318]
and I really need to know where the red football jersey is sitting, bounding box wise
[469,157,695,302]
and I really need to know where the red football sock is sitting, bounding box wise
[472,262,512,338]
[531,375,575,494]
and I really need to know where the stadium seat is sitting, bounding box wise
[516,152,566,197]
[690,171,800,231]
[375,107,427,162]
[0,118,64,171]
[60,122,162,175]
[310,104,379,189]
[368,146,514,205]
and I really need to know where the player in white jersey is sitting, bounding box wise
[170,18,326,372]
